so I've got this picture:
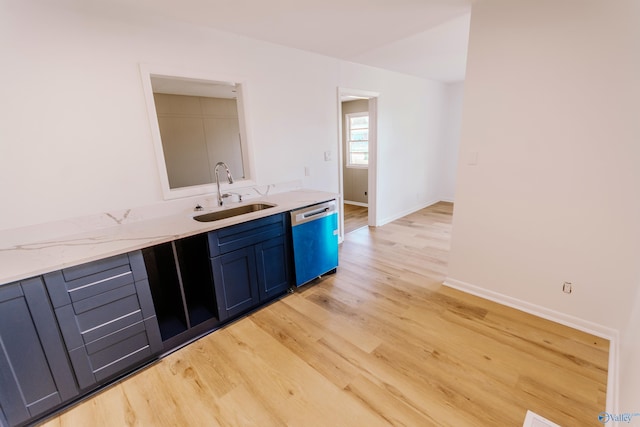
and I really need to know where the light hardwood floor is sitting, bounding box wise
[40,202,609,427]
[343,203,368,234]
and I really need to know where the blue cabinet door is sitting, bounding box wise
[255,235,290,301]
[211,247,259,321]
[0,278,78,426]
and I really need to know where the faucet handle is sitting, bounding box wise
[227,192,243,202]
[217,194,234,206]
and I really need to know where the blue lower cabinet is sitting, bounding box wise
[211,247,259,321]
[209,213,291,322]
[255,235,290,301]
[0,212,298,426]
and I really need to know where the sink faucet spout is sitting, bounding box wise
[214,162,234,206]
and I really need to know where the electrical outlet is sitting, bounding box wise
[562,282,572,294]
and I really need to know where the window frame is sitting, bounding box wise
[345,112,369,169]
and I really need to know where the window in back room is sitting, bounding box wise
[346,112,369,168]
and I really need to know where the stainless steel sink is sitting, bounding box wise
[193,203,276,222]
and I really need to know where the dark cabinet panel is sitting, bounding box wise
[0,278,77,427]
[46,263,133,308]
[207,213,285,256]
[208,213,292,322]
[43,251,162,391]
[0,209,298,425]
[255,235,290,301]
[211,246,259,321]
[60,253,130,283]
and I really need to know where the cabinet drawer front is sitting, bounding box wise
[62,253,130,282]
[56,300,144,351]
[66,266,134,302]
[72,283,137,314]
[89,331,151,375]
[45,266,134,307]
[93,345,152,384]
[84,320,147,355]
[208,213,284,256]
[45,251,148,308]
[83,310,144,345]
[68,334,153,389]
[75,294,142,335]
[0,282,23,300]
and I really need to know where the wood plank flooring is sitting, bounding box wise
[40,202,609,427]
[343,203,368,234]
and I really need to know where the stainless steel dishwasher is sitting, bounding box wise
[290,200,339,286]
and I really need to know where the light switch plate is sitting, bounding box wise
[468,151,478,166]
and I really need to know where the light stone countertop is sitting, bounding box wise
[0,189,337,285]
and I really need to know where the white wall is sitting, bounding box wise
[446,0,640,409]
[339,62,449,224]
[438,82,464,202]
[0,1,452,231]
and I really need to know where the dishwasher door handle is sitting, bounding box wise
[291,200,337,226]
[303,207,330,219]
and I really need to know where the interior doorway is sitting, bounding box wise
[343,204,368,234]
[337,88,379,240]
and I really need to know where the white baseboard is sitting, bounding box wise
[344,200,368,207]
[442,277,619,415]
[378,199,441,226]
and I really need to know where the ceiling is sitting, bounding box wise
[62,0,473,82]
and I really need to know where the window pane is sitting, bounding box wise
[350,116,369,129]
[350,129,368,141]
[347,113,369,167]
[350,152,368,165]
[350,141,368,153]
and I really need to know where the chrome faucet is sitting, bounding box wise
[214,162,234,206]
